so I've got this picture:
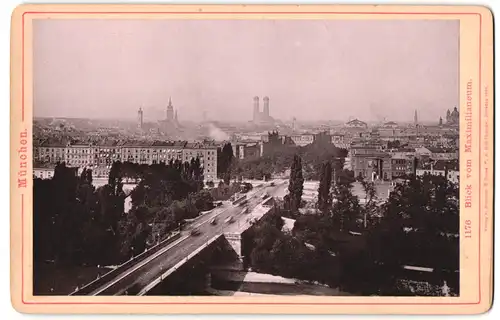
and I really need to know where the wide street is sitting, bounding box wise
[89,180,287,296]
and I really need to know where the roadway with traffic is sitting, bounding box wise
[87,180,287,296]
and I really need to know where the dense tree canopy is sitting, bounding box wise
[233,136,348,181]
[34,158,214,267]
[244,207,340,286]
[245,171,459,296]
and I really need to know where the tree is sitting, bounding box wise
[374,174,459,271]
[359,179,377,229]
[191,190,215,212]
[189,157,204,191]
[331,182,361,232]
[412,157,419,177]
[108,161,122,188]
[287,154,304,212]
[218,143,234,184]
[317,161,333,213]
[118,206,151,258]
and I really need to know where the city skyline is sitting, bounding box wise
[33,19,458,122]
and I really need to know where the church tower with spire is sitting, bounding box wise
[166,97,174,121]
[414,109,418,126]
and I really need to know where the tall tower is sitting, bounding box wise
[137,107,143,129]
[263,96,270,119]
[174,110,178,123]
[253,96,260,122]
[414,109,418,125]
[167,97,174,121]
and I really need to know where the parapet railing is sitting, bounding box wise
[231,195,247,206]
[70,231,181,296]
[137,234,222,296]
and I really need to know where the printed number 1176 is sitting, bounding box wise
[464,220,472,238]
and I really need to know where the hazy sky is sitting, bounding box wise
[33,19,459,122]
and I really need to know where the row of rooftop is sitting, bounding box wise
[35,139,219,149]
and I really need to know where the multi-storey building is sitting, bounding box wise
[95,140,120,167]
[92,166,111,178]
[35,139,219,181]
[36,141,67,164]
[351,145,392,181]
[330,133,345,145]
[182,142,218,181]
[390,153,414,179]
[416,160,459,184]
[428,147,459,161]
[232,141,262,160]
[65,143,94,167]
[33,165,56,180]
[290,133,314,147]
[119,141,155,165]
[150,140,185,164]
[33,163,78,180]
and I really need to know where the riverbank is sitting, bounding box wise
[210,270,353,296]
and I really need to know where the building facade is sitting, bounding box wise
[33,166,56,180]
[428,147,459,161]
[290,134,314,147]
[416,160,459,184]
[351,145,392,181]
[66,144,94,167]
[36,141,67,164]
[34,139,218,181]
[390,154,414,179]
[182,143,218,181]
[232,142,262,160]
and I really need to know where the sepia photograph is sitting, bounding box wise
[31,17,461,298]
[9,4,494,315]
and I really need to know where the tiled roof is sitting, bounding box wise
[151,140,181,147]
[39,139,68,147]
[353,151,390,158]
[120,140,154,147]
[184,142,217,149]
[391,152,413,160]
[96,140,118,147]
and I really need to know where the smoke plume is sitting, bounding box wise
[207,123,230,141]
